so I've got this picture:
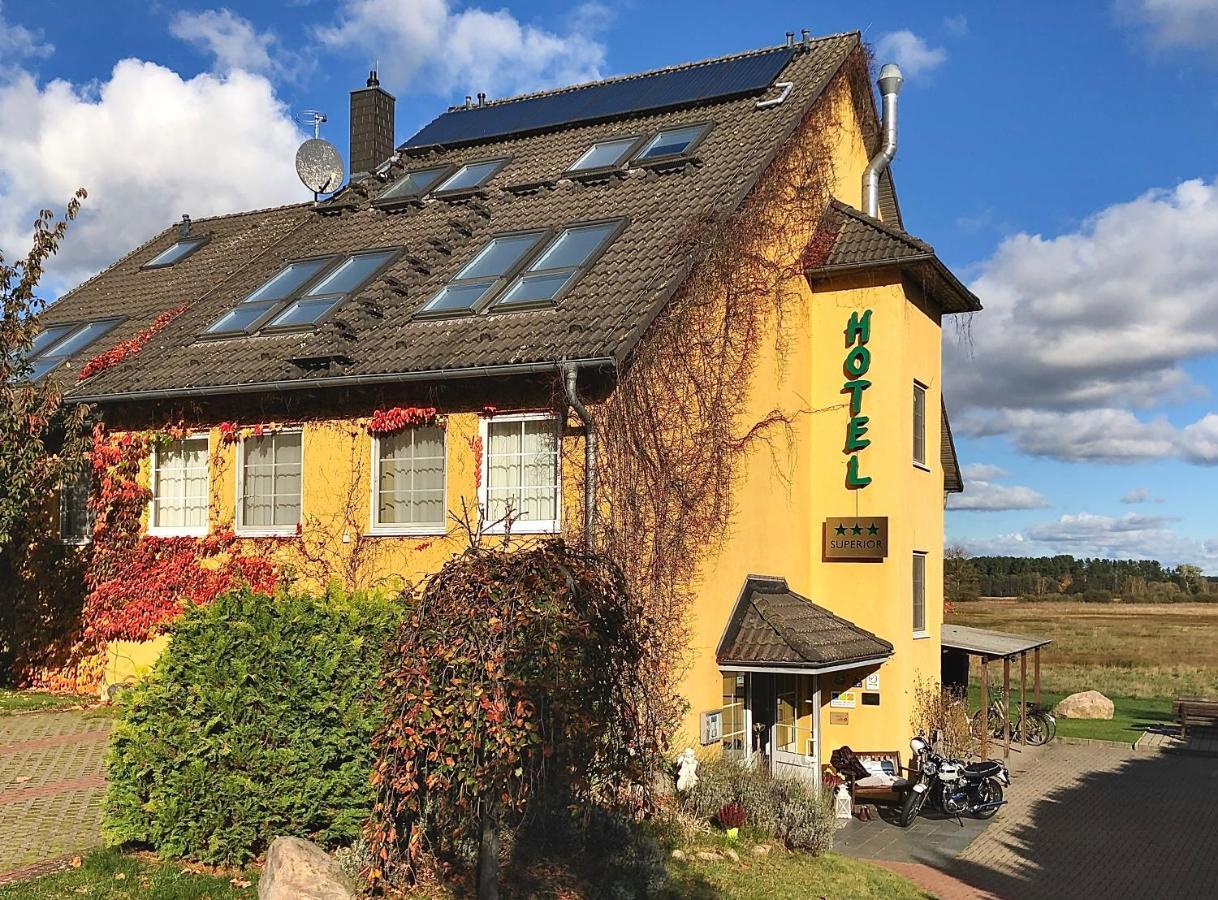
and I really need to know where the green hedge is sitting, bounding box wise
[103,587,402,864]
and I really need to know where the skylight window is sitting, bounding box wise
[568,136,640,173]
[495,221,623,309]
[633,123,709,162]
[418,231,545,316]
[206,257,334,336]
[264,249,398,329]
[378,165,452,203]
[434,158,508,194]
[23,319,123,380]
[144,238,206,269]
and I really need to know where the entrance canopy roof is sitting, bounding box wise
[941,624,1051,659]
[717,576,894,673]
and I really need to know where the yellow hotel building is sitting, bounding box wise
[37,30,979,779]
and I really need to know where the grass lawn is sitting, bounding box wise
[665,849,931,899]
[947,599,1218,700]
[0,689,94,716]
[0,849,257,899]
[965,683,1173,744]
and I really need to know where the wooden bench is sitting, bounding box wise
[1173,696,1218,739]
[828,748,904,805]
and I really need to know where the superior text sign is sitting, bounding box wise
[823,516,889,560]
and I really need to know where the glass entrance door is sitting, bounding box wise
[770,673,819,783]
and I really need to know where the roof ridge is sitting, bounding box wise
[444,32,859,113]
[828,197,933,254]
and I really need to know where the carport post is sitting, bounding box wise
[1034,647,1041,707]
[1003,656,1011,759]
[979,656,989,760]
[1020,652,1028,747]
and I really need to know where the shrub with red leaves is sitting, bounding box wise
[77,304,186,382]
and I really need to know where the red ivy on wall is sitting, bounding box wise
[77,304,187,383]
[80,425,281,647]
[367,406,440,435]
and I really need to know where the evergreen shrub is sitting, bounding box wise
[103,587,402,864]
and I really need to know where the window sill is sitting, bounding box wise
[147,527,209,538]
[913,631,931,640]
[59,537,91,547]
[235,527,298,538]
[366,526,448,538]
[913,461,931,473]
[482,523,560,536]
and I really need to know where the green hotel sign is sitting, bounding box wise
[843,309,873,489]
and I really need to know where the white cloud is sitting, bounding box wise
[960,462,1006,481]
[317,0,610,100]
[947,178,1218,463]
[1120,487,1163,503]
[954,512,1218,571]
[949,464,1050,511]
[170,8,281,76]
[1116,0,1218,50]
[0,60,305,292]
[873,30,947,78]
[1180,413,1218,463]
[0,1,52,64]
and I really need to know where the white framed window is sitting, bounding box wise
[149,436,210,535]
[60,466,92,545]
[237,430,302,535]
[370,426,447,534]
[480,414,560,534]
[913,381,928,469]
[721,673,748,759]
[913,551,928,636]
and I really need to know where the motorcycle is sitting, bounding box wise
[897,735,1010,827]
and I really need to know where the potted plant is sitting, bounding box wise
[716,802,746,841]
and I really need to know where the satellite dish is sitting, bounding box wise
[296,138,344,196]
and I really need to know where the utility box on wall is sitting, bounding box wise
[700,710,723,745]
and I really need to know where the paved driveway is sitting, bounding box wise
[0,710,112,879]
[840,741,1218,899]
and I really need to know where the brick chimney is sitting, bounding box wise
[349,70,395,178]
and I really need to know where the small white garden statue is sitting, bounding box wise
[675,747,699,793]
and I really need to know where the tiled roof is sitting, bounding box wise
[37,205,311,388]
[63,33,865,402]
[717,576,894,669]
[805,199,981,314]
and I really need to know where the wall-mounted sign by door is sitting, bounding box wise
[823,516,889,560]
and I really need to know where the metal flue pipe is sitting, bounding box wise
[862,63,904,218]
[561,363,597,547]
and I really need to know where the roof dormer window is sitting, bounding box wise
[567,136,641,174]
[417,231,546,316]
[143,237,207,269]
[433,158,508,194]
[494,220,624,309]
[633,123,710,163]
[378,165,452,203]
[23,319,123,380]
[204,249,399,337]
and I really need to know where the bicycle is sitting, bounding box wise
[970,699,1056,745]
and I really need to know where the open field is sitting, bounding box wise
[947,600,1218,701]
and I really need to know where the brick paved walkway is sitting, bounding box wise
[0,711,112,876]
[946,742,1218,899]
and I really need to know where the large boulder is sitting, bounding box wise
[259,837,357,900]
[1053,690,1115,720]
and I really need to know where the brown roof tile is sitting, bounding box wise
[717,576,894,669]
[64,34,863,402]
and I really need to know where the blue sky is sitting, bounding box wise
[3,0,1218,569]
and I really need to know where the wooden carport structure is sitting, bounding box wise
[942,624,1053,759]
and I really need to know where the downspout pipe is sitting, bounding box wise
[561,363,596,548]
[862,63,904,219]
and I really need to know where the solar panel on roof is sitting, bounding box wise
[404,46,795,149]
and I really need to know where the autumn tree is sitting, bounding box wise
[0,190,90,550]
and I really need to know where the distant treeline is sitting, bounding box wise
[945,552,1218,603]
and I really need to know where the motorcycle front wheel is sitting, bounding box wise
[898,788,928,827]
[973,778,1003,819]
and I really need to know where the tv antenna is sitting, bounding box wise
[294,110,344,199]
